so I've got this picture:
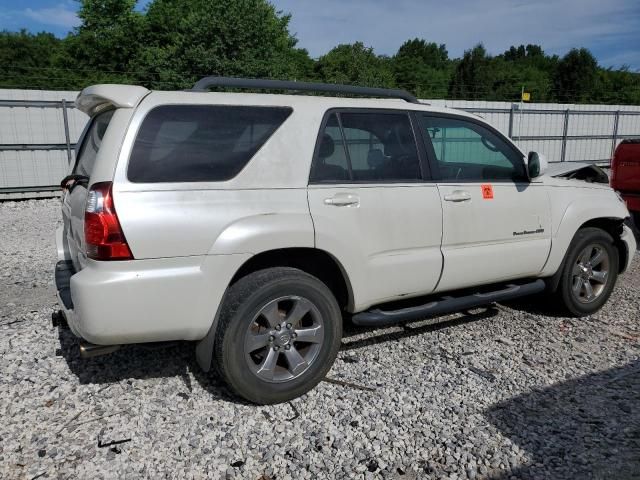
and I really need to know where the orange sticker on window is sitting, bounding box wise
[481,184,494,199]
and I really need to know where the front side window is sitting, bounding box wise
[310,111,421,183]
[128,105,292,183]
[420,115,526,181]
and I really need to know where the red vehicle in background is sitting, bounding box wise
[611,139,640,227]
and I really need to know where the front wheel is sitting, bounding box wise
[214,267,342,404]
[557,227,619,316]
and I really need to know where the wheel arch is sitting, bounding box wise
[541,190,630,280]
[580,218,628,274]
[196,247,354,372]
[546,217,627,292]
[229,248,354,312]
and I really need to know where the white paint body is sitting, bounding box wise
[56,85,636,345]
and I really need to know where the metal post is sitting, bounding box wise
[560,109,570,162]
[441,123,447,161]
[610,110,620,161]
[61,99,72,165]
[508,104,514,139]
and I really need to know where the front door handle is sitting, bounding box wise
[443,190,471,202]
[324,193,360,207]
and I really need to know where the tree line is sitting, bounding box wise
[1,0,639,104]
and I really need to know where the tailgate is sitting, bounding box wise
[612,141,640,193]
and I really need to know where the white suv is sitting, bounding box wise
[55,78,636,404]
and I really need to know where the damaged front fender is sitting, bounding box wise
[547,162,609,184]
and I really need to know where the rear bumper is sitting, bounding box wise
[54,253,251,345]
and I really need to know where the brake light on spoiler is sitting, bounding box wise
[85,182,133,260]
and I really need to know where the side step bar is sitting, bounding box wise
[351,279,546,327]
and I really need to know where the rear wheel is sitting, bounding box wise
[214,267,342,404]
[557,227,619,316]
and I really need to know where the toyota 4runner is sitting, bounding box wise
[54,77,636,404]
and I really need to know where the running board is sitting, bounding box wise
[351,280,546,327]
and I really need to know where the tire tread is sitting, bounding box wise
[213,267,341,404]
[557,227,618,317]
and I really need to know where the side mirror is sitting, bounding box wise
[527,151,548,179]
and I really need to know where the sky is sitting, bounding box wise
[1,0,639,71]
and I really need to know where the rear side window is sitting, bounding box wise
[128,105,292,183]
[310,114,350,182]
[310,111,421,183]
[74,109,114,176]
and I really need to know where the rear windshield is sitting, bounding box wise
[74,109,114,176]
[127,105,292,183]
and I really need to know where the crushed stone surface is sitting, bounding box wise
[1,199,638,479]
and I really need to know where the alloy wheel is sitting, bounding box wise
[571,244,610,303]
[244,296,324,383]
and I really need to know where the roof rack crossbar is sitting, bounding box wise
[191,76,420,104]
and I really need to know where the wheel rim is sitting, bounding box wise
[571,244,611,304]
[244,296,324,383]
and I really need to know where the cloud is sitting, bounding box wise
[273,0,640,68]
[24,3,79,29]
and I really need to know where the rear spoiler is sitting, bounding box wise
[75,84,150,116]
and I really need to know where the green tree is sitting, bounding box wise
[553,48,598,102]
[0,30,66,89]
[315,42,395,88]
[395,39,448,69]
[497,44,557,102]
[1,5,639,105]
[59,0,144,87]
[448,44,493,100]
[392,39,451,98]
[130,0,311,89]
[595,67,640,104]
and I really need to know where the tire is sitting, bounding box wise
[213,267,342,404]
[557,227,619,316]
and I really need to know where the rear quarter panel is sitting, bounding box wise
[114,189,314,258]
[111,91,322,259]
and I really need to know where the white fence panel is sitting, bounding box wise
[0,89,87,193]
[1,89,640,195]
[427,98,640,164]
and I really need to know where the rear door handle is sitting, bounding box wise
[443,190,471,202]
[324,193,360,207]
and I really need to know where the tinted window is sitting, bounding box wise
[128,105,292,183]
[310,114,350,182]
[310,111,421,183]
[74,110,114,176]
[420,115,526,181]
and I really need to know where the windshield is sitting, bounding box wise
[74,109,114,176]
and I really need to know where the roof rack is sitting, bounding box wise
[191,76,420,104]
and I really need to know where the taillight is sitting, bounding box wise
[84,182,133,260]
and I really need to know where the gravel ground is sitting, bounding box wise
[1,199,639,480]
